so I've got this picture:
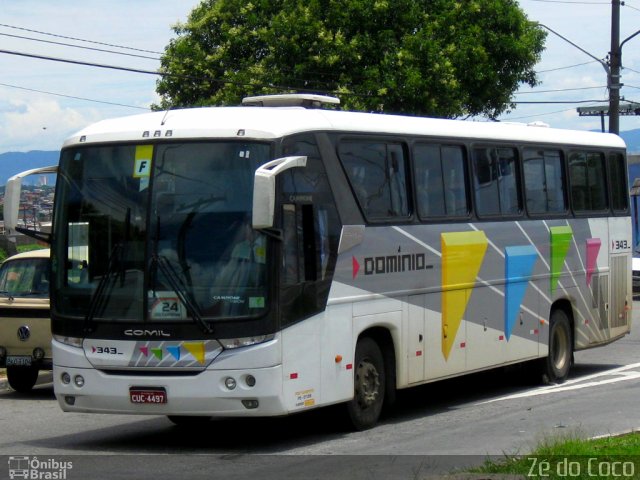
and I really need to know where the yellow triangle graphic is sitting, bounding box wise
[441,231,488,359]
[184,342,206,364]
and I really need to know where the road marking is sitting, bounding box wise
[477,361,640,404]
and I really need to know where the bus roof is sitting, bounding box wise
[63,105,627,150]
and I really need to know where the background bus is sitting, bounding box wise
[6,94,631,430]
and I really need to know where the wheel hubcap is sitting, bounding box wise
[552,327,569,371]
[354,360,380,408]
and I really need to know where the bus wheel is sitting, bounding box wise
[347,337,385,430]
[167,415,211,427]
[542,309,573,384]
[7,366,39,393]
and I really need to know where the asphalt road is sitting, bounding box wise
[2,304,640,479]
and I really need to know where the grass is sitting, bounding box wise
[473,431,640,478]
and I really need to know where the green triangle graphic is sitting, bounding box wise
[550,226,573,294]
[151,348,163,360]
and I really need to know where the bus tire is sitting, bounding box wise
[346,337,385,430]
[7,366,39,393]
[542,309,573,384]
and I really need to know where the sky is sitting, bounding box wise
[1,0,639,153]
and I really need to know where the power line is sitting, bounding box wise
[500,107,578,121]
[0,81,150,110]
[0,48,166,77]
[528,0,609,4]
[0,48,349,99]
[514,85,607,95]
[624,2,640,12]
[1,48,618,106]
[535,60,598,73]
[0,48,377,99]
[0,23,162,55]
[513,99,608,104]
[0,32,161,61]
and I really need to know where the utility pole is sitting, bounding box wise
[609,0,621,135]
[536,11,640,135]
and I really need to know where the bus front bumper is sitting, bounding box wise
[53,363,287,417]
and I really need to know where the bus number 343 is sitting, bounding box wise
[612,239,629,251]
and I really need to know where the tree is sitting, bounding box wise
[155,0,546,119]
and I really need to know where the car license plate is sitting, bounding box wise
[130,387,167,404]
[6,356,32,367]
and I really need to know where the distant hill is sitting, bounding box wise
[0,151,59,186]
[620,129,640,153]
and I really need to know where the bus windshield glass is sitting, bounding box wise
[54,142,272,324]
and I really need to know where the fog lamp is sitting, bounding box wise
[241,399,259,409]
[73,375,85,387]
[61,372,71,385]
[224,377,237,390]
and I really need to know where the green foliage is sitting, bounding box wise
[17,244,48,253]
[155,0,546,118]
[0,244,45,263]
[474,432,640,478]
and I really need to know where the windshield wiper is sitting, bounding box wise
[153,254,213,334]
[84,243,122,333]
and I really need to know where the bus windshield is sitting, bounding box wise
[53,142,272,324]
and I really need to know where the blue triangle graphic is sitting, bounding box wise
[505,246,537,340]
[167,346,181,361]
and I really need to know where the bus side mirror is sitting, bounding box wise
[4,165,58,242]
[252,156,307,229]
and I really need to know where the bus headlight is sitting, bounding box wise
[224,377,237,390]
[53,335,83,348]
[61,372,71,385]
[219,334,274,349]
[73,375,85,387]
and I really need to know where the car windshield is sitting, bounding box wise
[53,142,271,324]
[0,255,49,298]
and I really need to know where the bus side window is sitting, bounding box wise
[414,143,468,219]
[338,140,409,220]
[473,146,520,216]
[414,144,445,218]
[609,152,628,212]
[569,151,608,213]
[523,148,566,215]
[441,146,468,216]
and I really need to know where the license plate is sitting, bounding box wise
[130,387,167,404]
[6,356,32,367]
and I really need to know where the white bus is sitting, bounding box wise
[9,94,631,429]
